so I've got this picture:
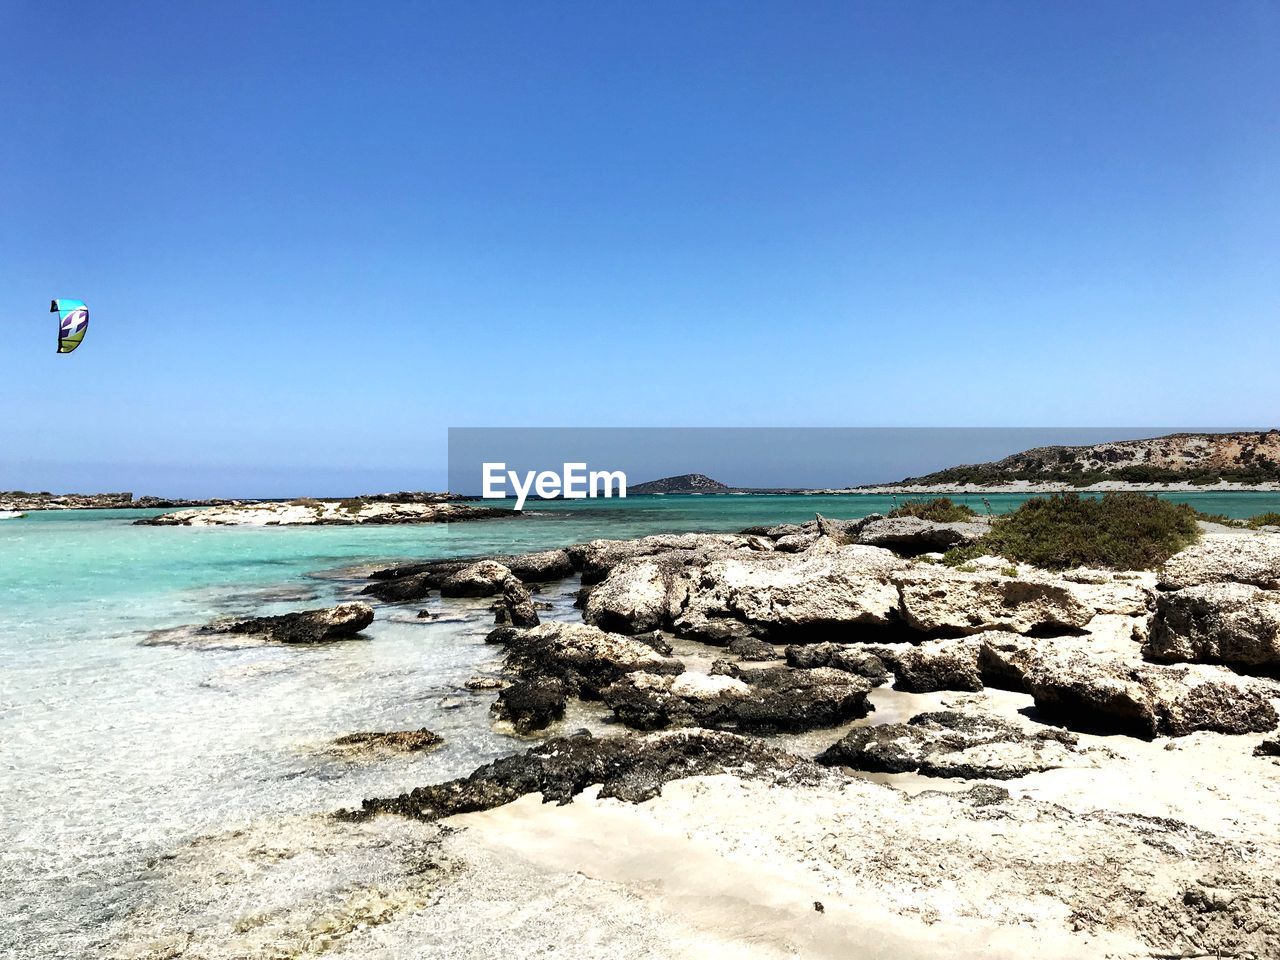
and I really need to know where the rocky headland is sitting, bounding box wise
[857,429,1280,492]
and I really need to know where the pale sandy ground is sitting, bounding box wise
[111,672,1280,960]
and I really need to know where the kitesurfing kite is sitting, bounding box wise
[51,299,88,354]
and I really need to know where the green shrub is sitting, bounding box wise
[338,497,368,514]
[1247,512,1280,529]
[942,493,1199,571]
[888,497,978,523]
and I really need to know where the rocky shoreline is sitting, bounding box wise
[0,491,240,511]
[112,510,1280,959]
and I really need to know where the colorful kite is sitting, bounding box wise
[51,299,89,354]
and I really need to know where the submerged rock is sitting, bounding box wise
[329,728,443,757]
[1146,582,1280,669]
[601,664,873,733]
[354,729,825,820]
[816,710,1085,779]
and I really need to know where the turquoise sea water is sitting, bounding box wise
[3,491,1279,957]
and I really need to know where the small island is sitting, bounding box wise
[627,473,731,495]
[135,494,512,526]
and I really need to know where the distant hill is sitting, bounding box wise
[628,473,731,495]
[896,430,1280,487]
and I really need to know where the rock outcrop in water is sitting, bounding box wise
[329,729,444,757]
[146,602,376,648]
[491,678,568,733]
[363,549,575,602]
[136,497,510,526]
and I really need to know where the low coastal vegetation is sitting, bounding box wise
[909,463,1280,487]
[886,497,978,522]
[944,492,1201,570]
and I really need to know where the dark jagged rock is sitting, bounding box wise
[602,665,873,734]
[631,631,675,656]
[817,710,1083,779]
[784,642,888,685]
[1255,739,1280,757]
[492,678,568,733]
[353,729,826,820]
[493,577,540,628]
[727,636,777,661]
[364,549,575,602]
[215,602,374,644]
[485,625,522,646]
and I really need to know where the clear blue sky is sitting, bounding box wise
[1,2,1277,495]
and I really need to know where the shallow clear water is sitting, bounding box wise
[2,491,1277,957]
